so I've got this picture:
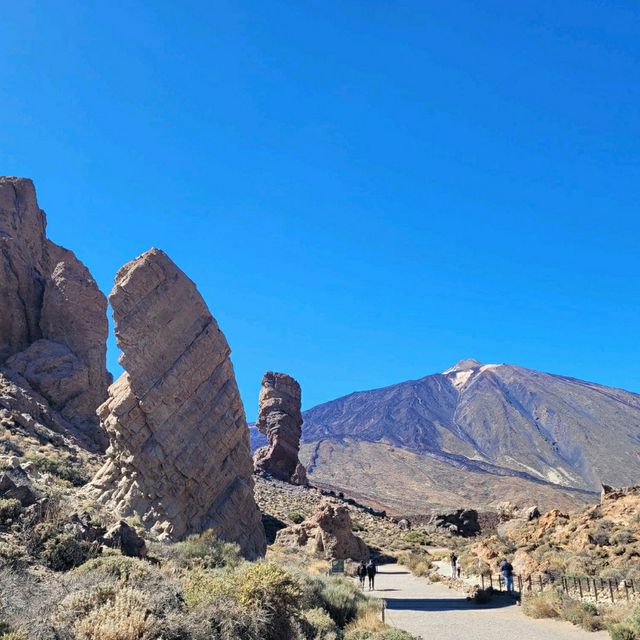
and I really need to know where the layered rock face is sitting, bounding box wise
[254,372,307,485]
[0,177,109,448]
[89,248,266,558]
[275,500,369,560]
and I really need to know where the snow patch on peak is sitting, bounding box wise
[444,361,503,391]
[443,358,483,374]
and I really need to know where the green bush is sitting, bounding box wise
[24,454,89,486]
[317,578,365,627]
[288,511,306,524]
[0,499,22,525]
[302,607,339,639]
[609,624,638,640]
[172,530,242,568]
[74,555,153,583]
[403,531,429,547]
[41,533,96,571]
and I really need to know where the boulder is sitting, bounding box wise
[275,500,369,560]
[88,249,265,558]
[103,521,146,557]
[253,372,307,484]
[429,508,480,537]
[0,177,109,445]
[0,471,37,506]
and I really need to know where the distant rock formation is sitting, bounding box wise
[0,177,109,449]
[89,248,266,558]
[253,372,307,485]
[428,508,480,537]
[275,500,369,560]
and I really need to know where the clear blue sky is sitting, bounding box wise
[2,1,639,418]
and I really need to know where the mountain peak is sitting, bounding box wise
[443,358,483,374]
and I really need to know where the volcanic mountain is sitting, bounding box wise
[296,360,640,514]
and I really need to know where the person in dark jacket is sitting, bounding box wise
[450,552,458,578]
[366,559,377,590]
[356,561,367,588]
[499,558,515,592]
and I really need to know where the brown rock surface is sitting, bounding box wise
[89,248,265,557]
[0,177,109,443]
[275,500,369,560]
[253,372,307,484]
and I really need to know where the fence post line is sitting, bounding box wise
[609,580,615,604]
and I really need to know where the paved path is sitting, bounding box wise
[371,564,609,640]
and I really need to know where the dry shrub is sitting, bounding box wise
[398,551,432,576]
[302,607,339,639]
[522,590,563,619]
[71,588,159,640]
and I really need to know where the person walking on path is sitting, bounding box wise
[450,552,458,579]
[357,561,367,589]
[499,558,515,593]
[366,559,377,591]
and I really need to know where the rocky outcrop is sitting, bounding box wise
[428,508,480,537]
[0,177,109,447]
[275,500,369,560]
[89,248,265,558]
[253,372,307,484]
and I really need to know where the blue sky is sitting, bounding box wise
[1,1,639,418]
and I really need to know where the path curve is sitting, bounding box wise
[372,564,609,640]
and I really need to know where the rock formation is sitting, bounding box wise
[275,500,369,560]
[428,508,480,537]
[253,372,307,485]
[0,177,109,448]
[89,248,266,558]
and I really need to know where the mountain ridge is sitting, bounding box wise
[295,360,640,513]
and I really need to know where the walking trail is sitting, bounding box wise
[372,564,609,640]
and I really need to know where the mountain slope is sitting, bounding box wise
[298,360,640,513]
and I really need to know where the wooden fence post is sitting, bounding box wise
[594,579,598,603]
[625,581,630,602]
[539,575,543,592]
[481,575,485,590]
[381,599,385,623]
[578,578,583,599]
[609,580,615,604]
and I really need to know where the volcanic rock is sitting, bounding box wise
[103,520,147,557]
[88,248,265,557]
[429,508,480,537]
[253,372,307,484]
[275,500,369,560]
[0,177,109,445]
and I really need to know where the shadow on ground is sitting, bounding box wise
[385,597,517,612]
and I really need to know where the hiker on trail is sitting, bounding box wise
[366,559,377,590]
[357,561,367,589]
[450,552,458,579]
[499,558,515,593]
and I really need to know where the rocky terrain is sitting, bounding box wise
[88,248,265,557]
[300,358,640,512]
[0,177,109,452]
[254,371,307,485]
[460,484,640,582]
